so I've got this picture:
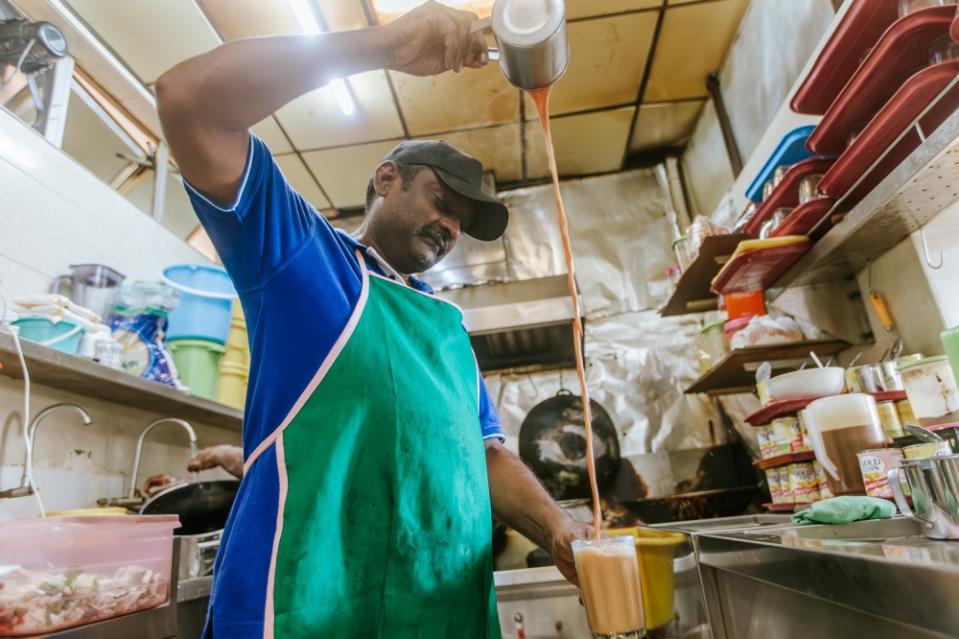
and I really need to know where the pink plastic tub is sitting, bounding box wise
[0,515,179,636]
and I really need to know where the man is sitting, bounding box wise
[157,2,590,637]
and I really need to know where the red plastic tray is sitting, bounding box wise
[952,5,959,42]
[807,6,955,155]
[743,158,835,237]
[792,0,903,115]
[771,198,835,238]
[710,240,811,296]
[819,61,959,211]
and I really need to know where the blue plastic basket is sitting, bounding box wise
[745,126,819,203]
[163,264,236,344]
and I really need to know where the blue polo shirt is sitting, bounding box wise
[184,134,504,455]
[183,134,503,638]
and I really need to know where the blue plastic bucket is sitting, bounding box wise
[163,264,236,344]
[13,317,85,354]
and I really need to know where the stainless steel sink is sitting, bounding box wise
[651,514,792,534]
[743,515,923,541]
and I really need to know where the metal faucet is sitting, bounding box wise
[0,403,93,500]
[128,418,197,500]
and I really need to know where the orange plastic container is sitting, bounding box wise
[723,290,766,321]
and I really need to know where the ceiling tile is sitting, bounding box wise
[200,0,298,39]
[391,64,519,136]
[316,0,369,30]
[629,100,704,152]
[566,0,660,19]
[644,0,749,102]
[251,117,293,154]
[275,154,332,209]
[67,0,222,83]
[416,125,522,183]
[524,106,635,178]
[302,139,404,208]
[276,71,404,149]
[523,11,658,119]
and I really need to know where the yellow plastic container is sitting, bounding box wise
[217,361,249,409]
[607,526,687,629]
[223,303,250,367]
[47,507,128,517]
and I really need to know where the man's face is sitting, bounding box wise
[369,164,476,274]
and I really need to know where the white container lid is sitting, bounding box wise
[805,393,879,432]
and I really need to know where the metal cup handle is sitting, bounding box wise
[888,467,933,525]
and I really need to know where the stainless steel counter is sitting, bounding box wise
[694,517,959,639]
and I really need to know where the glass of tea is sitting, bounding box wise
[572,536,645,639]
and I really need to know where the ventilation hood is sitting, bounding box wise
[439,275,582,371]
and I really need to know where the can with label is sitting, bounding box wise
[903,441,953,460]
[812,460,833,500]
[877,401,905,439]
[765,468,783,503]
[789,462,820,503]
[778,467,795,503]
[897,400,918,428]
[772,416,803,454]
[756,426,776,459]
[857,448,904,499]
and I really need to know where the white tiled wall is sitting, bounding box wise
[0,108,241,521]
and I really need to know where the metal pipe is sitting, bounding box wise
[706,72,743,177]
[21,402,92,491]
[128,417,197,499]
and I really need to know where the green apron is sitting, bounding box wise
[255,257,500,638]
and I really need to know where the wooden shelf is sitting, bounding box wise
[754,450,815,470]
[659,234,749,317]
[0,332,243,430]
[684,339,848,396]
[774,105,959,291]
[746,390,908,426]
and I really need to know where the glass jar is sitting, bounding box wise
[798,174,826,205]
[929,34,959,65]
[898,0,951,18]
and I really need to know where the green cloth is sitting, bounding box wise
[273,271,499,638]
[792,496,898,525]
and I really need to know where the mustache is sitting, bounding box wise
[415,225,451,256]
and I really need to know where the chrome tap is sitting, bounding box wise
[128,418,197,499]
[0,402,92,500]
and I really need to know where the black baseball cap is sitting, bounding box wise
[381,140,509,241]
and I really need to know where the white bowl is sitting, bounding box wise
[766,367,846,402]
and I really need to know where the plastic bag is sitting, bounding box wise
[730,314,804,350]
[107,282,183,389]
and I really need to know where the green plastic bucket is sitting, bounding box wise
[168,338,225,400]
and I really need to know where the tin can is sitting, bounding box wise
[756,426,776,459]
[777,467,795,504]
[789,462,820,504]
[903,441,953,460]
[857,448,904,498]
[765,468,783,503]
[896,400,918,428]
[877,401,904,439]
[797,410,812,452]
[772,416,802,454]
[812,460,833,500]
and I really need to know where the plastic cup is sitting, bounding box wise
[573,536,645,638]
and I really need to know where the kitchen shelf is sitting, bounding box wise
[743,158,835,237]
[684,339,849,396]
[746,390,908,426]
[807,5,956,155]
[774,97,959,291]
[0,332,243,430]
[791,0,904,115]
[754,451,815,471]
[659,234,750,317]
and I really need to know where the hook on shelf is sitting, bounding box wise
[919,226,943,270]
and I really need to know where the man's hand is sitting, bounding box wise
[142,474,184,498]
[382,1,489,75]
[546,518,594,586]
[187,444,245,479]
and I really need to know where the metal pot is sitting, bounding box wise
[141,479,239,579]
[519,390,620,500]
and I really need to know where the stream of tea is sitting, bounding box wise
[529,86,602,541]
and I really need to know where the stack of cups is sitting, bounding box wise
[217,303,250,409]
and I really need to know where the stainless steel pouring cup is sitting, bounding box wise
[489,0,569,90]
[889,454,959,539]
